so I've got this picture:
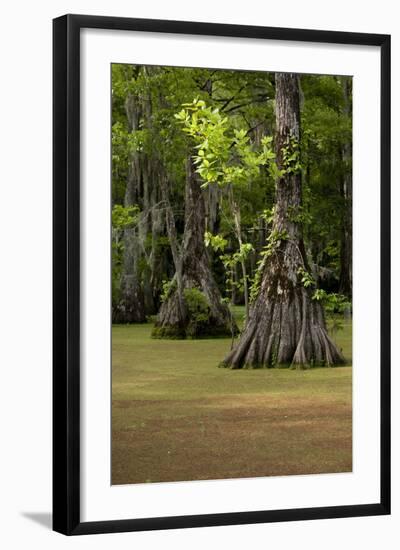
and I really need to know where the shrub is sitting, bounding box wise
[183,288,210,337]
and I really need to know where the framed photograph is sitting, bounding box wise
[53,14,390,535]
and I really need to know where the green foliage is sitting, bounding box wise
[261,207,275,224]
[249,268,263,304]
[312,288,327,302]
[183,288,211,336]
[298,267,315,288]
[281,136,302,174]
[312,290,352,336]
[204,231,228,252]
[112,204,139,230]
[234,242,255,263]
[160,278,177,303]
[287,205,312,226]
[175,98,276,188]
[249,229,289,303]
[300,75,352,285]
[312,290,351,314]
[184,288,210,322]
[217,243,254,297]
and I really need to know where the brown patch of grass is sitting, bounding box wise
[112,318,352,485]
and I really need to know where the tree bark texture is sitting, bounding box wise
[222,73,345,368]
[152,158,237,338]
[113,92,147,323]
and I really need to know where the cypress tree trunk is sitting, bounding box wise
[112,179,146,322]
[113,225,146,323]
[152,158,236,338]
[112,92,146,323]
[221,73,344,368]
[149,163,166,310]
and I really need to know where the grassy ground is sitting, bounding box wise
[112,307,352,485]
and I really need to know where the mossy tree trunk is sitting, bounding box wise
[153,158,236,338]
[222,73,345,368]
[113,92,146,323]
[113,73,168,321]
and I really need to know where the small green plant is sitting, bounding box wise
[287,205,312,226]
[312,289,351,313]
[204,231,254,304]
[160,278,177,303]
[183,288,210,337]
[312,289,351,340]
[249,229,289,303]
[281,136,302,174]
[111,204,139,230]
[261,207,275,225]
[204,231,228,252]
[298,266,315,288]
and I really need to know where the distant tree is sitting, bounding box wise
[152,155,236,338]
[175,99,276,319]
[112,85,147,323]
[301,74,352,297]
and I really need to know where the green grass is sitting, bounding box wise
[112,308,352,485]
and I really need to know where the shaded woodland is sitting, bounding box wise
[111,64,352,368]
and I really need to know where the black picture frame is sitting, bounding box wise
[53,14,391,536]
